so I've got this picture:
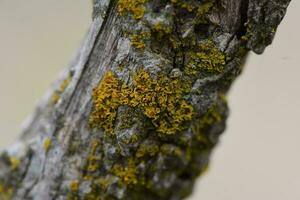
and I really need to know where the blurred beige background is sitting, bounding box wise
[0,1,299,199]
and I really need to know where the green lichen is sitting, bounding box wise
[118,108,135,130]
[195,0,215,24]
[119,109,134,129]
[192,104,223,145]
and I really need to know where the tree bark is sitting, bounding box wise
[0,0,291,199]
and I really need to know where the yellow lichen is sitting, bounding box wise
[161,145,183,157]
[82,177,116,200]
[51,76,71,104]
[171,0,197,12]
[152,22,172,38]
[90,70,194,136]
[112,159,138,185]
[85,140,101,173]
[185,40,226,75]
[0,183,13,200]
[130,32,150,49]
[86,156,101,172]
[51,93,61,105]
[97,177,111,191]
[136,143,159,158]
[68,180,80,200]
[125,71,194,135]
[43,138,52,152]
[70,180,79,192]
[117,0,146,20]
[120,133,139,144]
[9,157,20,170]
[89,72,120,134]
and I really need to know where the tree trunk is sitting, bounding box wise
[0,0,291,199]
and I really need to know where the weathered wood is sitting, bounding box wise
[0,0,291,199]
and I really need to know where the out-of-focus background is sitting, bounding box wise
[0,1,299,199]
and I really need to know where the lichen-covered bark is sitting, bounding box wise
[0,0,291,200]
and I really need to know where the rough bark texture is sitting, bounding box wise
[0,0,291,200]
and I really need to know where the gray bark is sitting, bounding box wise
[0,0,291,199]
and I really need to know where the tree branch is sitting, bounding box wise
[0,0,291,199]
